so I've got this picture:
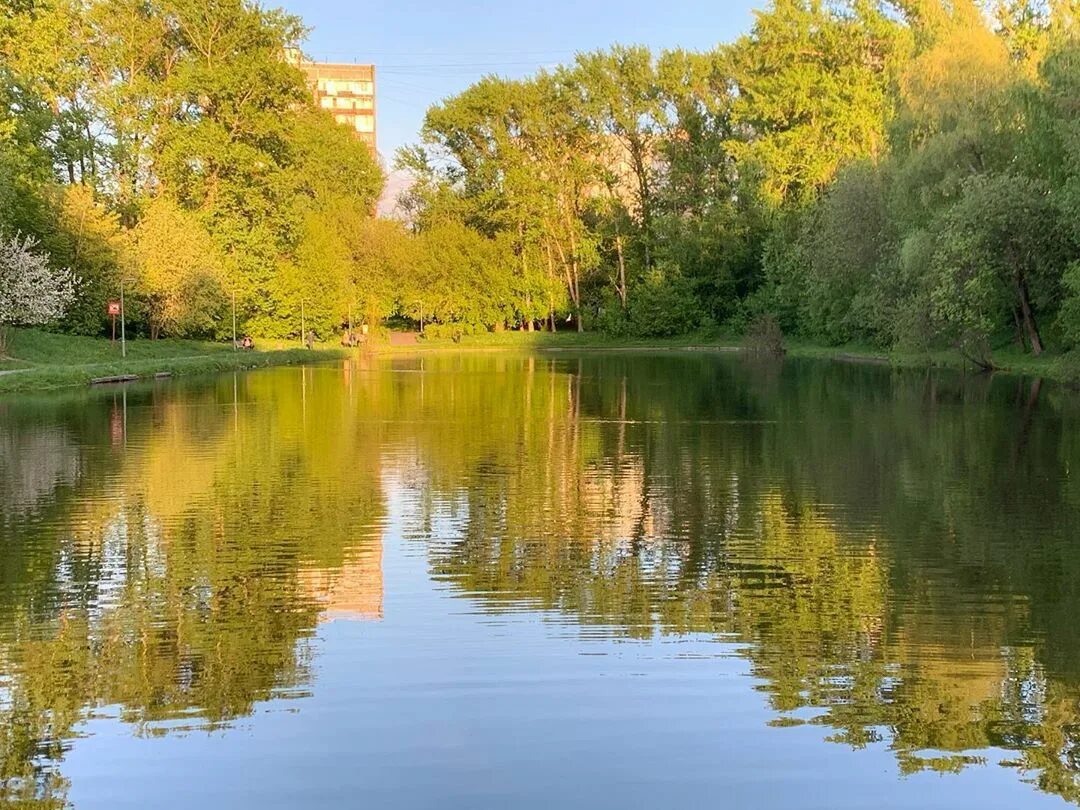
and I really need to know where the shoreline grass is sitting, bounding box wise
[3,327,1076,395]
[0,329,343,394]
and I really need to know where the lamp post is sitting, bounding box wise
[120,278,127,359]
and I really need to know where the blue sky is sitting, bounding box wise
[280,0,762,163]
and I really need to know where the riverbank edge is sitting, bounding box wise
[2,332,1072,395]
[0,347,344,394]
[372,334,1078,384]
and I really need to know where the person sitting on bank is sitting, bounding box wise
[241,335,254,351]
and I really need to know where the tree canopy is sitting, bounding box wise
[0,0,383,342]
[7,0,1080,368]
[388,0,1080,364]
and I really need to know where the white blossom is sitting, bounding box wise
[0,233,78,328]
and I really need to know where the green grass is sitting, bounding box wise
[4,327,1075,395]
[0,329,343,394]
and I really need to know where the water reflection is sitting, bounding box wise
[0,354,1079,806]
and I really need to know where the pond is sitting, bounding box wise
[1,352,1079,808]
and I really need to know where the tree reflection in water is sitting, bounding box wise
[0,353,1078,806]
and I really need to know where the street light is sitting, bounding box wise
[120,277,128,358]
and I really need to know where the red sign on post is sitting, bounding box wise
[108,301,121,344]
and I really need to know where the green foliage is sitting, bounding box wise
[9,0,1080,357]
[1059,261,1080,348]
[725,0,908,205]
[51,185,128,336]
[395,0,1080,361]
[802,162,894,344]
[623,266,701,338]
[411,222,517,330]
[133,197,228,339]
[0,0,383,342]
[929,173,1071,362]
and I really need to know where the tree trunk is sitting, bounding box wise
[571,257,582,332]
[86,121,97,181]
[552,233,581,331]
[1017,277,1044,356]
[615,235,627,309]
[544,241,557,333]
[957,335,996,372]
[567,230,582,332]
[1011,306,1027,351]
[630,140,652,271]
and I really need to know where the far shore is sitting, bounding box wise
[1,328,1073,395]
[375,332,1072,384]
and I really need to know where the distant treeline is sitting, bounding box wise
[396,0,1080,364]
[8,1,1080,366]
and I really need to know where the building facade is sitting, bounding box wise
[297,60,377,151]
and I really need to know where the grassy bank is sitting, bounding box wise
[4,327,1076,395]
[0,329,343,394]
[381,330,1080,384]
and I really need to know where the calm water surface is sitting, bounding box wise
[1,352,1079,808]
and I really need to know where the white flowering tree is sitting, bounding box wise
[0,234,78,355]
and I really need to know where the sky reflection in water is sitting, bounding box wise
[0,353,1078,808]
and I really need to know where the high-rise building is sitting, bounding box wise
[292,55,377,151]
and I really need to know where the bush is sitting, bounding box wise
[623,267,700,338]
[696,314,720,340]
[1058,261,1080,349]
[743,313,786,357]
[593,290,632,336]
[1052,351,1080,389]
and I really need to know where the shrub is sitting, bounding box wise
[743,313,786,357]
[1052,351,1080,389]
[624,267,700,338]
